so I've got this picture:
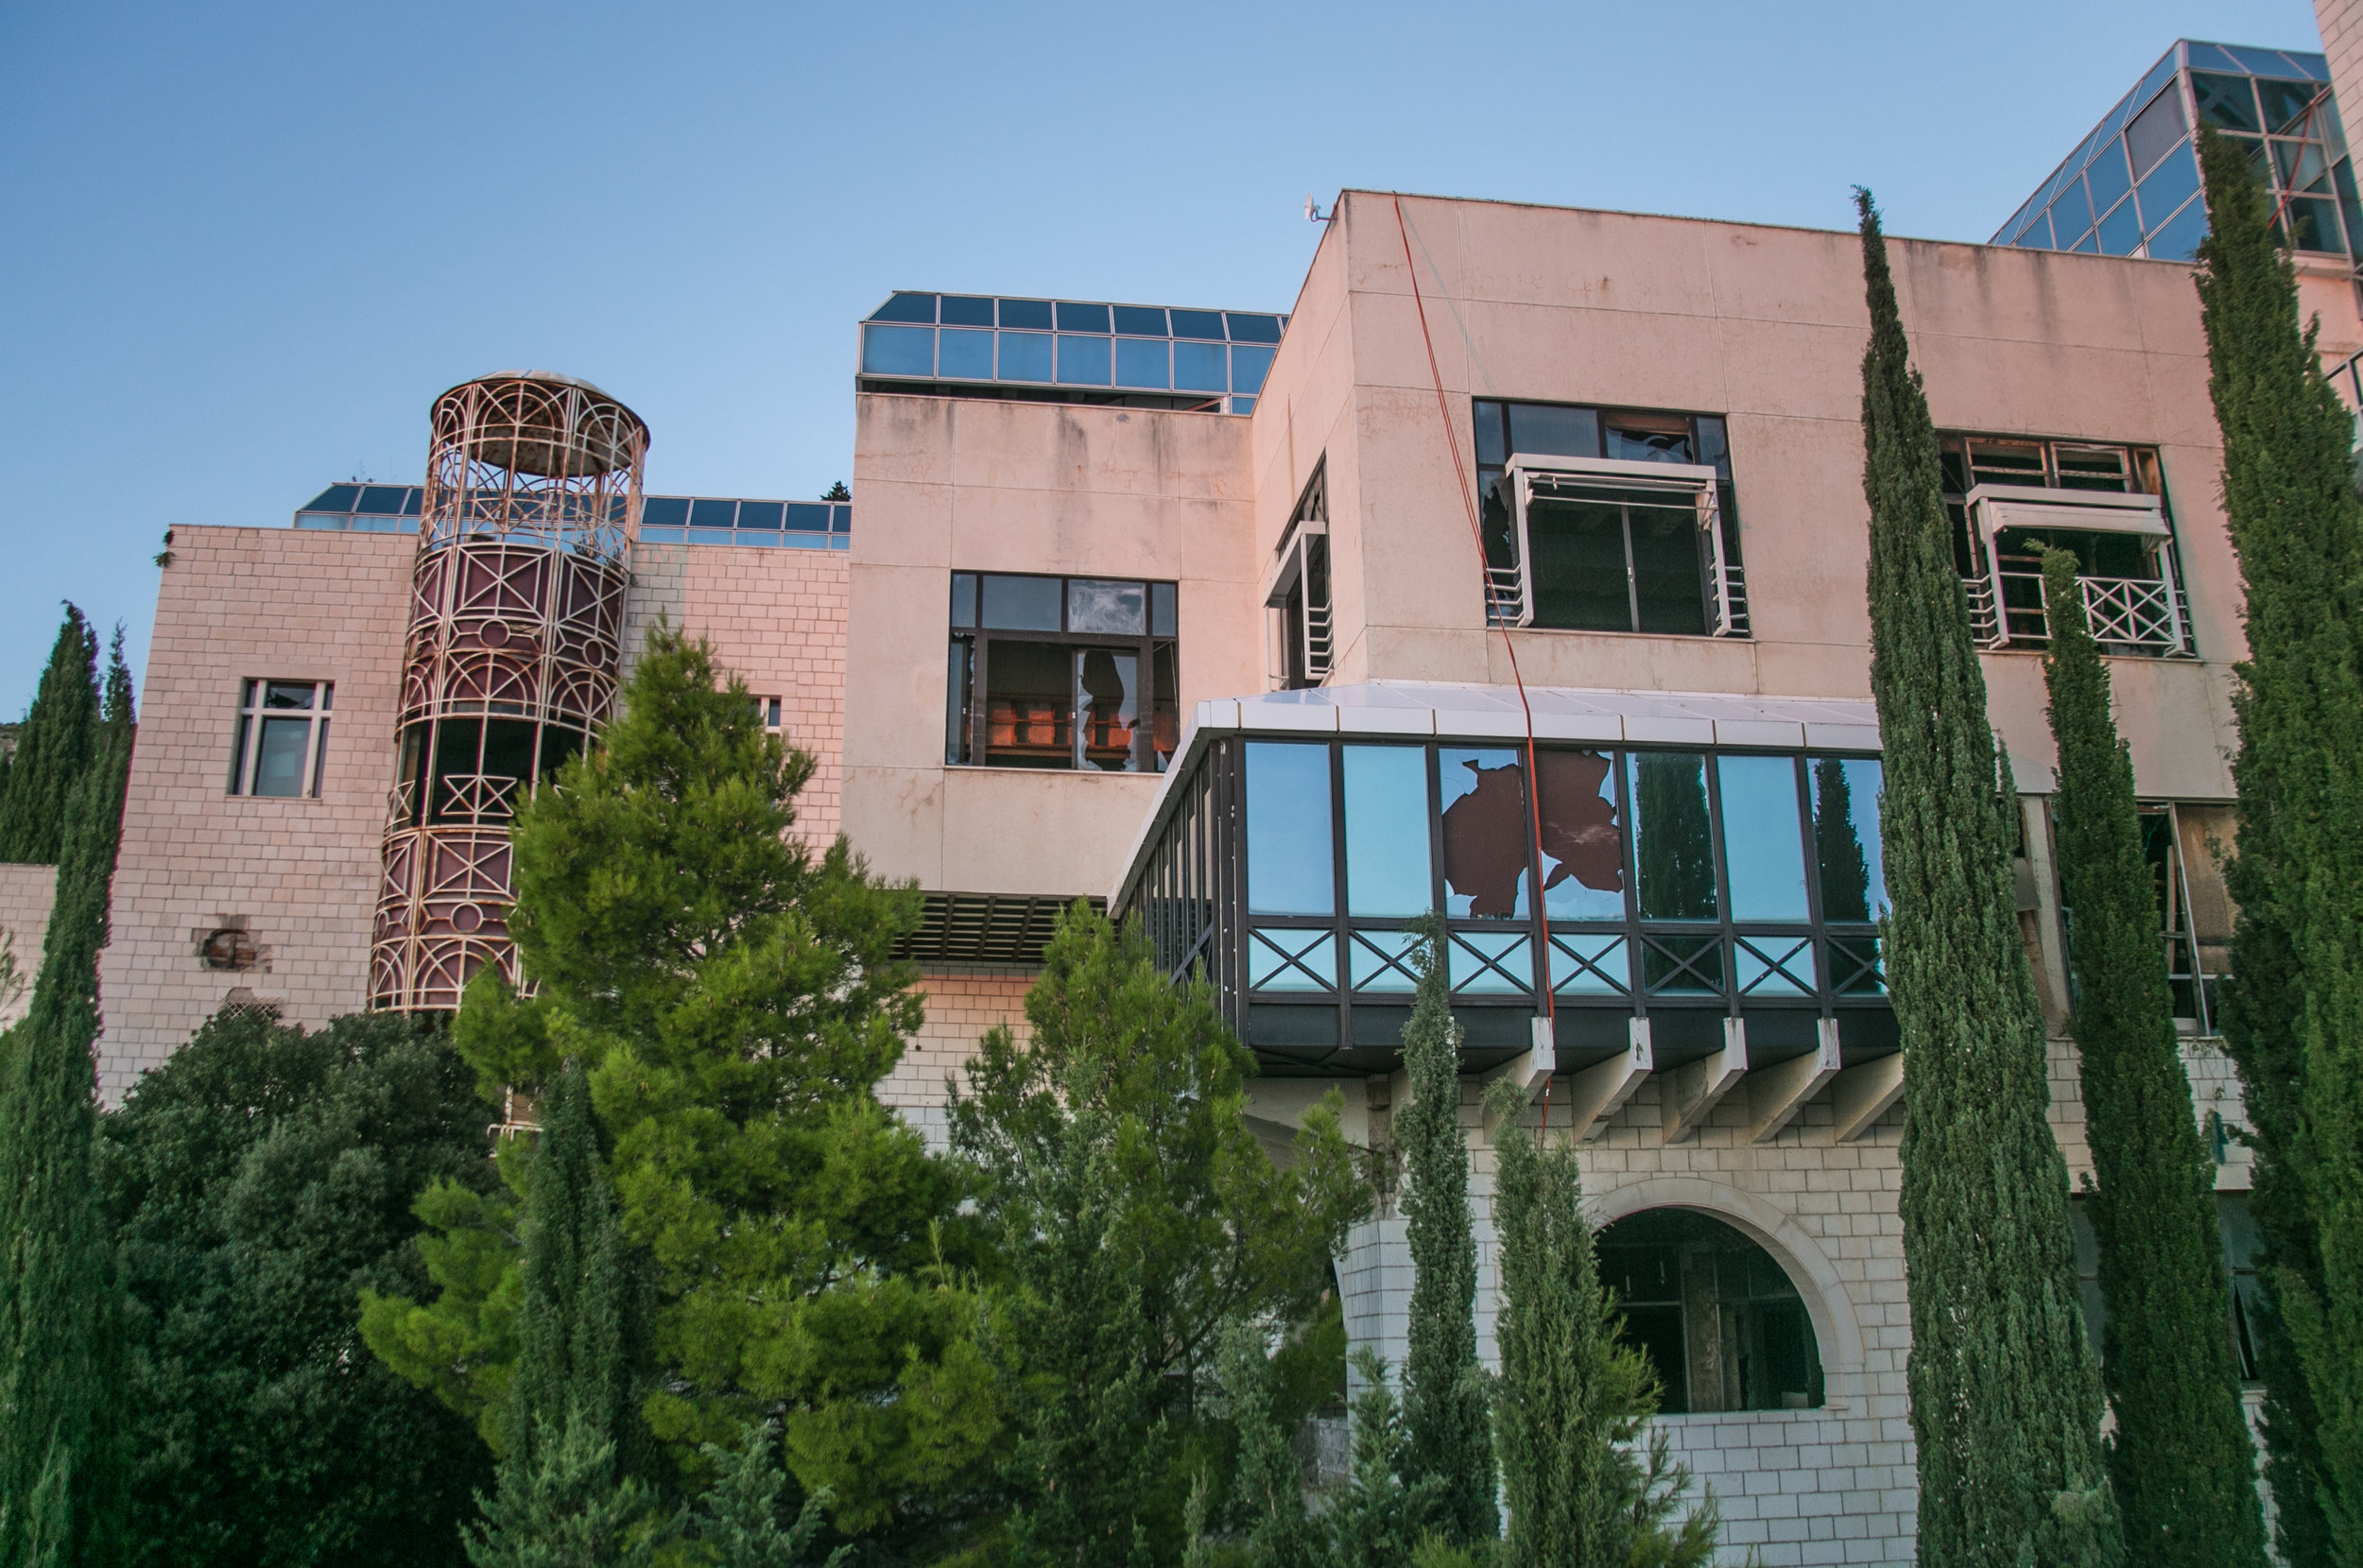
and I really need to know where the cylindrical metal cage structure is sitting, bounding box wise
[371,372,647,1010]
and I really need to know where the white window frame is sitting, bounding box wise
[1264,515,1332,687]
[229,679,334,798]
[1964,483,2188,654]
[752,695,784,733]
[1495,454,1740,636]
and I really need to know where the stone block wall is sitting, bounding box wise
[0,862,56,1029]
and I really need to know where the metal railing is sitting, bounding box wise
[1964,559,2193,656]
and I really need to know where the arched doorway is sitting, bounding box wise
[1595,1207,1825,1414]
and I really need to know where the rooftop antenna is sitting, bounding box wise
[1305,194,1334,224]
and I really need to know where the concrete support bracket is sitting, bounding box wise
[1562,1018,1654,1143]
[1481,1017,1558,1132]
[1830,1050,1906,1143]
[1663,1016,1750,1144]
[1747,1017,1842,1145]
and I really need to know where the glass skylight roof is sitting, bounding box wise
[293,487,848,549]
[859,292,1287,414]
[1991,40,2352,265]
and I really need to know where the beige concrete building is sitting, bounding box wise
[95,29,2358,1559]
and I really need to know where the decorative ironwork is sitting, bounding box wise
[371,372,647,1010]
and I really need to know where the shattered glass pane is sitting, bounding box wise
[1536,750,1624,918]
[1078,649,1140,771]
[1067,578,1147,634]
[1440,748,1530,918]
[1629,752,1716,921]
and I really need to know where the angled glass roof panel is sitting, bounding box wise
[1169,309,1226,340]
[940,295,995,326]
[2185,41,2242,73]
[1112,305,1167,336]
[641,497,690,528]
[357,486,408,515]
[2227,44,2303,76]
[1056,301,1112,333]
[403,489,423,514]
[859,292,1285,411]
[302,485,361,513]
[735,501,785,531]
[2285,51,2331,81]
[870,292,939,323]
[997,298,1054,330]
[1226,313,1283,344]
[785,503,832,532]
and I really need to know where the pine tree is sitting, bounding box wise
[1216,1318,1317,1568]
[0,635,131,1565]
[464,1413,667,1568]
[2194,124,2363,1563]
[1393,913,1495,1543]
[690,1423,847,1568]
[0,605,100,865]
[1853,189,2121,1567]
[2039,550,2270,1568]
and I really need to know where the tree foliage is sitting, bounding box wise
[101,1007,497,1567]
[0,604,100,866]
[1392,914,1495,1543]
[2195,124,2363,1565]
[2039,549,2270,1567]
[1854,188,2120,1567]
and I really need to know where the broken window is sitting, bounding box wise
[946,571,1179,770]
[1596,1209,1825,1413]
[1536,750,1624,919]
[1440,748,1531,919]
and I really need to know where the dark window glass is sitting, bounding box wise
[939,295,994,326]
[1078,648,1141,771]
[311,719,331,797]
[2126,86,2188,177]
[1112,305,1167,336]
[1527,498,1632,630]
[982,642,1075,768]
[251,716,312,798]
[938,328,993,378]
[1508,403,1600,461]
[1246,742,1335,915]
[1694,416,1733,483]
[997,332,1052,382]
[1810,757,1888,922]
[1343,745,1432,916]
[427,717,481,822]
[2220,1193,2267,1381]
[2192,72,2263,131]
[997,298,1054,330]
[357,486,408,516]
[2283,195,2345,253]
[1169,308,1227,340]
[2086,138,2135,213]
[1225,313,1283,343]
[1629,752,1716,920]
[264,681,316,710]
[1604,412,1694,464]
[691,499,738,528]
[1629,502,1708,635]
[228,715,251,793]
[951,572,977,629]
[1056,302,1112,333]
[1150,581,1177,637]
[2147,195,2211,263]
[981,574,1062,630]
[2258,76,2326,135]
[2137,144,2200,232]
[394,723,428,821]
[482,719,535,786]
[641,496,690,528]
[302,484,360,513]
[1150,641,1178,770]
[541,726,587,781]
[785,503,831,533]
[945,639,974,764]
[1473,401,1507,467]
[870,292,938,323]
[1536,750,1624,918]
[1718,754,1808,921]
[1440,748,1529,918]
[1595,1209,1823,1413]
[735,501,785,530]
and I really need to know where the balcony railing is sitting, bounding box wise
[1964,556,2194,656]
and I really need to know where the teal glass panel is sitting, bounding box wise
[1351,929,1421,992]
[938,328,993,379]
[1627,752,1716,920]
[997,331,1052,382]
[1114,337,1169,388]
[1440,748,1529,918]
[1450,931,1531,993]
[1809,757,1888,921]
[2135,141,2199,228]
[1549,933,1630,995]
[1734,936,1814,996]
[1174,340,1227,392]
[1247,742,1334,915]
[1249,928,1336,991]
[861,325,934,376]
[1343,745,1432,916]
[1717,754,1808,921]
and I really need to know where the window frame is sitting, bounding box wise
[946,570,1180,773]
[228,679,334,799]
[1267,460,1331,689]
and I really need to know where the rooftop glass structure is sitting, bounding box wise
[294,486,850,549]
[859,292,1287,415]
[1992,40,2353,265]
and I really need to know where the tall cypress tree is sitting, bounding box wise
[2194,124,2363,1563]
[1394,912,1494,1543]
[2039,550,2270,1568]
[0,637,131,1566]
[0,605,100,865]
[1854,190,2120,1567]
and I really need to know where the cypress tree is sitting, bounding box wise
[2039,549,2270,1568]
[0,636,131,1565]
[2194,124,2363,1562]
[1854,189,2120,1567]
[1393,912,1494,1543]
[0,605,100,865]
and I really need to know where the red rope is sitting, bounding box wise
[1389,193,1558,1131]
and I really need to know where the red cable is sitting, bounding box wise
[1389,193,1559,1131]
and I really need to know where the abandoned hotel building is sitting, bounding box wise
[8,30,2361,1566]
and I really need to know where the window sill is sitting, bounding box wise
[1493,624,1751,643]
[943,762,1168,777]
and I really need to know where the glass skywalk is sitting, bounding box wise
[293,487,849,549]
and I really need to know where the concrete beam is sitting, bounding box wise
[1663,1017,1750,1144]
[1561,1018,1654,1143]
[1481,1017,1558,1132]
[1831,1051,1906,1142]
[1747,1017,1842,1144]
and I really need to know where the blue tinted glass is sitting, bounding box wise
[641,497,690,527]
[1247,742,1335,915]
[938,328,993,379]
[736,501,785,530]
[1169,308,1226,340]
[2049,179,2093,242]
[1056,335,1112,386]
[997,298,1053,329]
[1233,397,1257,415]
[1809,757,1888,920]
[2136,142,2200,231]
[2086,137,2134,212]
[2192,72,2262,131]
[1511,403,1602,458]
[1474,402,1507,465]
[2227,45,2299,76]
[1112,305,1167,336]
[1231,344,1276,393]
[2286,51,2331,81]
[1716,755,1808,921]
[2258,77,2326,134]
[1114,337,1169,388]
[357,486,407,515]
[302,484,360,512]
[997,332,1052,382]
[940,295,994,326]
[2096,196,2145,254]
[2021,210,2055,249]
[1174,340,1227,392]
[1225,313,1283,343]
[2147,197,2211,261]
[1150,580,1176,636]
[785,503,831,532]
[691,499,738,527]
[869,292,937,323]
[2184,43,2242,73]
[831,505,852,533]
[862,325,935,376]
[403,490,423,514]
[1056,301,1112,333]
[980,574,1061,630]
[1343,745,1432,916]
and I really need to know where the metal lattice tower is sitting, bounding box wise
[370,371,647,1010]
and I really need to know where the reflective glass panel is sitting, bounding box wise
[253,716,311,797]
[1440,748,1529,918]
[2282,195,2344,253]
[1078,649,1140,771]
[997,332,1052,381]
[980,574,1061,630]
[1067,578,1146,633]
[1734,935,1814,996]
[861,325,935,376]
[1247,742,1335,916]
[641,497,690,528]
[1232,344,1276,393]
[1507,403,1600,461]
[1113,305,1168,336]
[1716,755,1807,921]
[2147,196,2210,262]
[2276,138,2334,193]
[1056,302,1112,333]
[1343,745,1432,916]
[2096,197,2145,254]
[785,503,831,532]
[1630,502,1708,635]
[1114,337,1169,388]
[997,298,1054,330]
[1628,751,1716,920]
[1809,757,1888,921]
[1473,402,1508,466]
[938,328,993,379]
[1351,929,1422,991]
[1056,335,1113,386]
[1450,931,1531,993]
[2259,77,2326,134]
[2049,178,2093,241]
[1250,928,1336,991]
[357,486,407,515]
[939,295,995,326]
[1150,581,1177,637]
[691,499,738,528]
[1550,932,1630,994]
[2127,87,2188,177]
[2086,138,2134,213]
[2192,72,2263,131]
[1527,498,1631,631]
[871,292,937,323]
[734,501,784,531]
[1169,309,1226,340]
[2136,143,2200,229]
[1225,313,1284,343]
[981,642,1073,768]
[1174,340,1227,392]
[1536,750,1623,918]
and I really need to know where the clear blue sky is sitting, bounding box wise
[0,0,2324,714]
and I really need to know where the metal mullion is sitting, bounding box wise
[1617,748,1647,1021]
[1794,753,1836,1016]
[1225,739,1248,1036]
[1522,743,1550,1004]
[1703,750,1737,1016]
[1621,505,1641,631]
[1329,740,1351,1043]
[969,635,990,767]
[1070,649,1086,769]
